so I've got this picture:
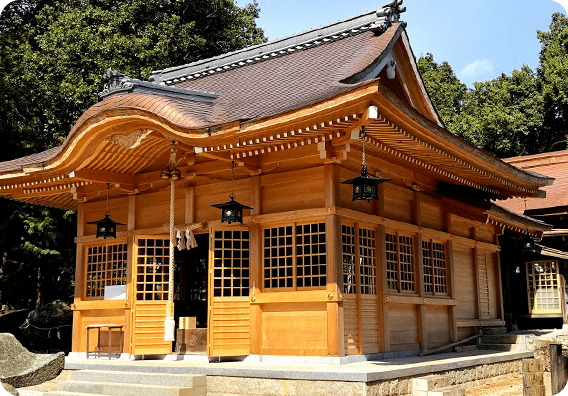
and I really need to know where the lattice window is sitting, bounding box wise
[136,238,170,301]
[359,228,376,295]
[264,226,294,289]
[213,230,250,297]
[342,225,356,294]
[386,233,398,291]
[385,233,415,293]
[296,223,327,288]
[86,242,128,298]
[422,240,447,295]
[527,261,561,313]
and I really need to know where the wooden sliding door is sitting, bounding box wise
[207,228,251,357]
[130,236,172,356]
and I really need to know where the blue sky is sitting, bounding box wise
[248,0,567,87]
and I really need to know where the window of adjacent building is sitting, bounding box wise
[85,242,128,298]
[136,238,170,301]
[263,222,326,289]
[527,260,561,313]
[422,240,447,295]
[386,233,415,293]
[213,230,250,297]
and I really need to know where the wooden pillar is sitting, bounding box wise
[550,344,568,395]
[185,187,195,224]
[125,194,136,354]
[72,203,85,353]
[416,233,427,351]
[326,214,344,356]
[447,240,458,342]
[473,246,482,320]
[378,224,390,352]
[249,175,262,354]
[249,222,262,354]
[354,223,362,354]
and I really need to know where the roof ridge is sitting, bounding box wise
[149,1,406,86]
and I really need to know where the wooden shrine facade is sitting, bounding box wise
[0,2,554,357]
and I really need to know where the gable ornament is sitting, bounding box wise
[99,69,134,98]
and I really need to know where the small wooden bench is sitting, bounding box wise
[86,324,123,359]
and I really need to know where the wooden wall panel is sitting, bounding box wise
[343,295,359,355]
[483,251,499,319]
[448,215,471,239]
[475,226,495,244]
[261,302,327,356]
[453,246,477,319]
[360,295,379,354]
[135,190,185,230]
[383,185,413,224]
[425,306,450,349]
[388,303,419,351]
[420,197,442,230]
[262,178,324,214]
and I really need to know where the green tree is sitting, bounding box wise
[417,53,467,131]
[452,66,545,158]
[0,0,265,309]
[537,12,568,151]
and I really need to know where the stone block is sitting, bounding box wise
[428,386,465,396]
[0,333,64,388]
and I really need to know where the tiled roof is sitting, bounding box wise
[175,25,402,125]
[0,146,63,173]
[499,150,568,213]
[150,2,406,85]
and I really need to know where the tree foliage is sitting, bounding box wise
[0,0,265,309]
[418,12,568,158]
[417,53,467,131]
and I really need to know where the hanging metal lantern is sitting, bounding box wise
[211,161,253,224]
[87,184,124,238]
[342,125,389,201]
[522,233,537,253]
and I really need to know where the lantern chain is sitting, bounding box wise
[230,160,236,200]
[361,126,367,174]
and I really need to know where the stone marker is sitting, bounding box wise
[0,333,64,388]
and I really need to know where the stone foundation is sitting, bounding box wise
[206,359,524,396]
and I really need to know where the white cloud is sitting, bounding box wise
[551,0,568,14]
[0,0,13,16]
[458,59,494,81]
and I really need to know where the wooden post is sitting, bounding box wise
[326,213,344,356]
[249,223,262,354]
[72,203,85,353]
[354,223,362,354]
[416,233,427,351]
[550,344,568,395]
[447,240,458,342]
[378,224,390,352]
[523,359,545,396]
[184,187,195,224]
[473,246,482,320]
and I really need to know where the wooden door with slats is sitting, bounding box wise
[130,236,172,356]
[207,228,251,357]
